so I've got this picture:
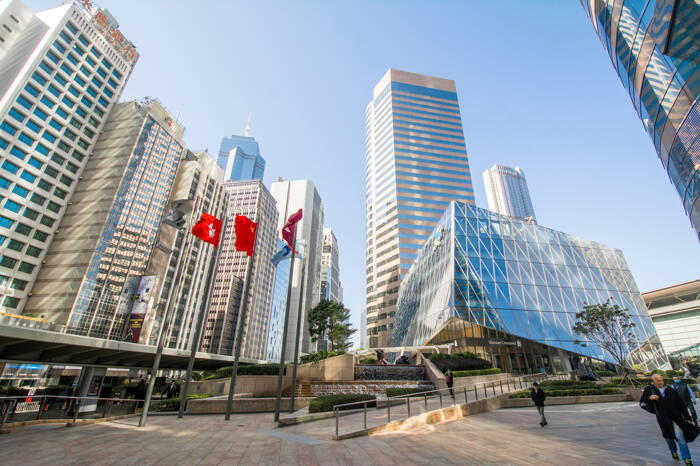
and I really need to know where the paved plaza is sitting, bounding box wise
[1,401,698,465]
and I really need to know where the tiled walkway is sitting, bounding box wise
[1,402,696,465]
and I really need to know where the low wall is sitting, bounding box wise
[422,357,447,391]
[186,396,311,414]
[500,393,631,408]
[189,375,291,398]
[296,353,355,382]
[309,381,433,398]
[453,373,510,387]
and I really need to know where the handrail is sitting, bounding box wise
[332,371,571,437]
[0,395,144,402]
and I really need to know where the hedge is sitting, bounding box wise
[594,370,616,377]
[610,377,695,386]
[427,352,478,361]
[453,368,501,377]
[386,387,432,398]
[539,380,597,388]
[359,357,378,364]
[427,354,492,372]
[300,350,346,365]
[308,394,376,413]
[157,393,214,411]
[508,387,622,399]
[205,363,281,380]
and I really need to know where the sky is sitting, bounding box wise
[28,0,700,348]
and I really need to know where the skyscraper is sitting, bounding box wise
[265,239,291,362]
[483,165,536,222]
[364,69,474,348]
[0,0,138,313]
[270,179,325,358]
[216,121,265,182]
[24,99,184,340]
[580,0,700,240]
[201,179,277,360]
[320,228,340,302]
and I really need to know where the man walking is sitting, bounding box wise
[530,382,547,427]
[673,376,698,424]
[641,374,698,465]
[445,370,454,397]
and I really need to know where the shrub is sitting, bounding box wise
[359,357,377,364]
[539,380,597,388]
[427,351,478,361]
[594,370,615,377]
[610,377,695,386]
[508,387,622,398]
[453,368,501,377]
[308,394,376,413]
[157,393,213,411]
[427,353,492,372]
[386,387,432,398]
[299,350,346,365]
[208,364,281,380]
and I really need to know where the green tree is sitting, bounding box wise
[327,307,355,351]
[307,300,356,351]
[572,298,639,385]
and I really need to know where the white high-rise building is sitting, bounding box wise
[483,165,537,222]
[320,227,340,302]
[270,179,324,359]
[0,0,138,313]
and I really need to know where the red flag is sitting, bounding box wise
[282,209,303,248]
[192,213,223,248]
[234,215,257,257]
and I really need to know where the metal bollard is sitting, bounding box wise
[463,386,467,404]
[474,385,478,400]
[387,400,391,423]
[407,396,411,417]
[500,380,503,395]
[439,391,443,408]
[335,407,339,437]
[484,384,487,398]
[363,402,367,429]
[492,383,496,396]
[424,393,428,410]
[71,399,82,425]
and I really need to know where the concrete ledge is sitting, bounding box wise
[500,394,631,408]
[453,373,510,386]
[186,397,312,414]
[1,413,138,432]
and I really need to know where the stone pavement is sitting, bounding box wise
[1,401,697,465]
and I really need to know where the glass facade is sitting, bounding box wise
[391,202,668,371]
[266,239,291,362]
[216,135,264,181]
[581,0,700,240]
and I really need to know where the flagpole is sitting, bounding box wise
[224,210,261,420]
[177,215,228,419]
[273,224,297,422]
[289,249,307,413]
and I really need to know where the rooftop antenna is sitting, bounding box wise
[245,112,252,137]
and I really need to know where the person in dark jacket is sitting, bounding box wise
[673,376,698,424]
[530,382,547,427]
[641,374,696,465]
[445,370,454,397]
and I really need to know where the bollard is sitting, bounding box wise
[387,400,391,423]
[363,402,367,430]
[500,380,503,395]
[439,391,443,409]
[335,407,339,437]
[492,383,496,396]
[474,385,478,400]
[407,396,411,417]
[463,386,468,404]
[484,384,487,398]
[71,399,82,425]
[424,393,428,410]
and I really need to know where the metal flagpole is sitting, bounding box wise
[224,211,261,420]
[177,215,228,419]
[139,228,187,427]
[273,225,297,422]
[288,249,307,413]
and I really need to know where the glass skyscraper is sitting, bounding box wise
[391,201,669,372]
[266,239,291,362]
[365,69,474,348]
[580,0,700,240]
[483,165,537,222]
[216,134,265,182]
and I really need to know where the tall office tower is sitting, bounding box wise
[360,309,367,349]
[364,69,474,348]
[144,150,228,351]
[270,179,325,358]
[320,228,340,302]
[580,1,700,240]
[482,165,537,222]
[201,179,278,360]
[216,122,265,182]
[265,239,291,362]
[0,0,138,313]
[24,99,184,340]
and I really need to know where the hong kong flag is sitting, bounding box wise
[192,213,223,248]
[234,215,258,257]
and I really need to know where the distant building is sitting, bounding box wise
[483,165,536,222]
[320,228,340,302]
[266,239,291,362]
[643,279,700,359]
[0,0,138,313]
[580,0,700,240]
[216,121,264,181]
[24,99,184,340]
[270,179,325,358]
[360,309,367,349]
[201,179,277,360]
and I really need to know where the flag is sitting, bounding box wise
[271,244,292,266]
[192,213,223,248]
[282,208,303,247]
[234,215,257,257]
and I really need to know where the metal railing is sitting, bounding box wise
[332,371,569,437]
[0,395,144,431]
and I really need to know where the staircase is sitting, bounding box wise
[282,382,313,398]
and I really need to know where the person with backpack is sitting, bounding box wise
[641,374,699,465]
[445,370,454,397]
[530,382,547,427]
[673,376,698,424]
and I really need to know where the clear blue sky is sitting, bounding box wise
[29,1,700,348]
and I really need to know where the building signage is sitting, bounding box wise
[78,0,137,62]
[488,340,522,347]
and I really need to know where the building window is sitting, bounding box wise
[32,230,48,242]
[23,208,38,220]
[2,296,20,309]
[18,261,35,274]
[0,256,18,269]
[7,239,24,252]
[15,223,31,236]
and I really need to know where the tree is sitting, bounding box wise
[307,300,356,351]
[572,298,639,385]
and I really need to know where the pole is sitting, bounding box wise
[288,250,307,413]
[139,227,187,427]
[273,226,297,422]
[225,214,260,420]
[177,216,228,419]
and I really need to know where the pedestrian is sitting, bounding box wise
[673,376,698,424]
[530,382,547,427]
[445,370,454,397]
[641,373,699,465]
[166,381,178,399]
[684,363,692,379]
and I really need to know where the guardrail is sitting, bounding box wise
[0,395,145,430]
[332,371,570,438]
